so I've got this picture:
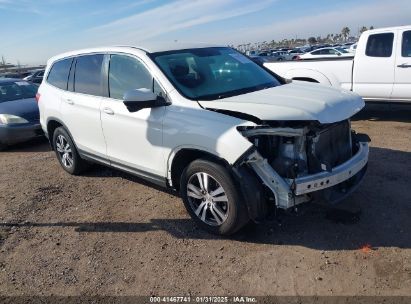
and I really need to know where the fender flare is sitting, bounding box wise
[45,117,77,150]
[167,146,268,222]
[166,145,225,184]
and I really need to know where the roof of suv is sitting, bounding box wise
[48,42,222,64]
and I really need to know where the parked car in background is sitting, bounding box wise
[38,44,369,235]
[256,51,271,57]
[250,51,285,63]
[0,79,42,149]
[245,50,257,56]
[249,55,271,65]
[300,46,315,53]
[287,48,305,60]
[342,42,355,48]
[0,73,24,79]
[270,52,285,61]
[347,43,358,54]
[265,25,411,102]
[299,47,354,59]
[268,50,301,61]
[23,69,45,85]
[270,51,286,61]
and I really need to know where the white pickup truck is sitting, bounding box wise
[265,25,411,103]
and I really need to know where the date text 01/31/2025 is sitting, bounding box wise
[149,296,257,303]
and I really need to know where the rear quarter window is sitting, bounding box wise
[402,30,411,57]
[47,58,73,90]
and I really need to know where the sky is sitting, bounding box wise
[1,0,411,65]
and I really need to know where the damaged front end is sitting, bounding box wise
[235,120,369,211]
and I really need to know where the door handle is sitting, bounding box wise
[397,63,411,68]
[64,98,74,105]
[103,107,114,115]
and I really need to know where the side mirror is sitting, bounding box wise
[123,88,170,112]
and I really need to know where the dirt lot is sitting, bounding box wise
[0,104,410,297]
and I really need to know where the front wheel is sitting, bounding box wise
[180,159,249,235]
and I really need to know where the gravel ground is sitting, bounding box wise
[0,104,410,297]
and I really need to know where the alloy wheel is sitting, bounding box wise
[56,135,73,168]
[186,172,229,226]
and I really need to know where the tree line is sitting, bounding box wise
[234,26,375,51]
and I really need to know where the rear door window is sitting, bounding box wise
[365,33,394,57]
[74,54,104,96]
[402,30,411,57]
[47,58,73,90]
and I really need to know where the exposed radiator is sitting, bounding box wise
[307,120,351,173]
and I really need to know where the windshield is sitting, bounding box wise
[0,81,37,103]
[150,47,281,100]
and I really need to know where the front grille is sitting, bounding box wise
[307,120,351,173]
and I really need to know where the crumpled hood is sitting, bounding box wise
[198,82,364,124]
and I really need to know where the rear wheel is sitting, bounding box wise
[52,127,88,175]
[180,159,249,235]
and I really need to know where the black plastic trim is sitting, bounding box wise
[78,149,110,166]
[231,147,268,222]
[110,160,167,187]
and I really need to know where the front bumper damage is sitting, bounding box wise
[234,119,370,215]
[245,141,368,209]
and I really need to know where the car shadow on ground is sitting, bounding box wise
[1,137,50,153]
[1,146,410,251]
[352,102,411,123]
[83,165,181,197]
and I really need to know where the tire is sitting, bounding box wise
[52,127,88,175]
[180,159,249,235]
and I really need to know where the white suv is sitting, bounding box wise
[38,44,369,235]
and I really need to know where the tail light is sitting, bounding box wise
[35,93,41,103]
